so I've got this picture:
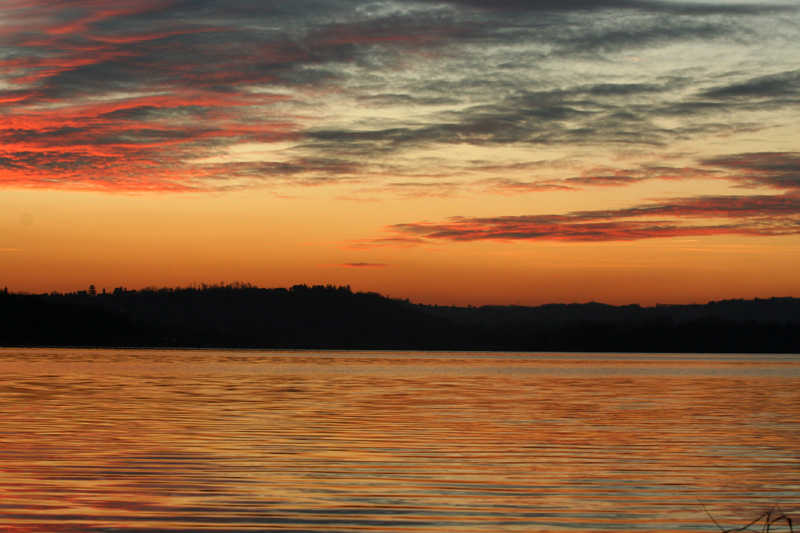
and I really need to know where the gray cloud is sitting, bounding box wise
[700,70,800,100]
[306,81,685,154]
[1,0,797,192]
[409,0,793,14]
[0,151,115,173]
[702,152,800,190]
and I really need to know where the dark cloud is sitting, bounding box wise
[479,174,644,195]
[550,18,734,56]
[357,94,461,107]
[565,175,640,187]
[0,150,115,173]
[653,70,800,121]
[331,263,392,268]
[409,0,792,15]
[345,236,431,250]
[703,152,800,190]
[98,105,210,121]
[475,154,800,198]
[581,83,671,96]
[376,193,800,244]
[307,84,675,154]
[700,70,800,100]
[480,178,574,194]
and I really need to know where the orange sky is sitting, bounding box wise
[2,0,800,305]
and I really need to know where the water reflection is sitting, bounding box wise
[1,349,798,532]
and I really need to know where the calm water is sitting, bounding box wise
[1,349,798,532]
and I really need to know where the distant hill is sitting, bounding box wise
[412,297,800,353]
[1,285,799,352]
[414,297,800,326]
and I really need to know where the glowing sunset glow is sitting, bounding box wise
[2,0,799,305]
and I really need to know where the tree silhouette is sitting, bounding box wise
[2,285,799,351]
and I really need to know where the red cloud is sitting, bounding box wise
[328,263,392,269]
[0,2,317,192]
[367,194,800,244]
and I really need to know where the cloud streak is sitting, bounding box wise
[410,0,793,15]
[702,152,800,191]
[327,263,392,269]
[370,193,800,244]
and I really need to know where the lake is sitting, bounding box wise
[1,348,798,532]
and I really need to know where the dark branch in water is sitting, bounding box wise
[704,503,794,533]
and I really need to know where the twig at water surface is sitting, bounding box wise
[702,503,794,533]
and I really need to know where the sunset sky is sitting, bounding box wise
[2,0,799,305]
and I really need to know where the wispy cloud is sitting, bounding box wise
[473,153,799,197]
[352,150,800,244]
[359,190,800,245]
[0,0,797,194]
[700,70,800,101]
[702,152,800,191]
[325,263,393,269]
[409,0,793,15]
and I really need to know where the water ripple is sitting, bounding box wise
[1,349,798,532]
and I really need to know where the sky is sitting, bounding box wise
[2,0,799,306]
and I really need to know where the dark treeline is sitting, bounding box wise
[1,284,799,352]
[1,284,462,350]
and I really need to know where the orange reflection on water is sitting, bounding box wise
[0,349,798,532]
